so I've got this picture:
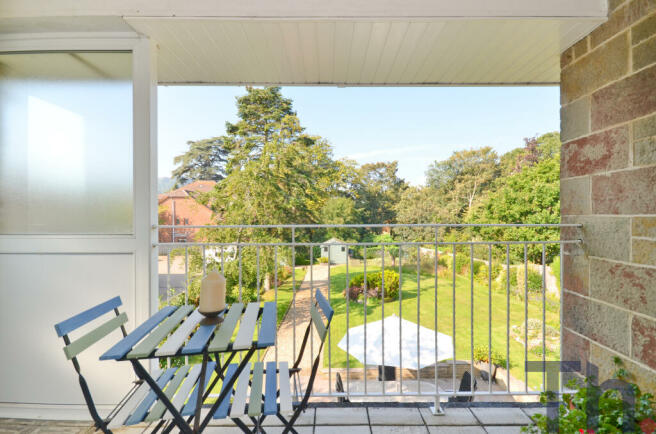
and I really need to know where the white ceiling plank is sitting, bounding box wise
[316,21,336,82]
[346,22,373,83]
[332,21,354,83]
[372,21,410,83]
[298,22,320,83]
[124,17,603,85]
[358,21,391,84]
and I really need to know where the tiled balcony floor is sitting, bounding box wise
[0,403,543,433]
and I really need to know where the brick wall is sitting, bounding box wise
[560,0,656,393]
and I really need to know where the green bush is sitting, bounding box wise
[473,345,508,367]
[318,256,330,264]
[348,270,400,300]
[550,256,561,290]
[516,266,543,293]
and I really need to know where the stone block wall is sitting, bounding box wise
[560,0,656,393]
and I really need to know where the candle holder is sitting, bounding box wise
[199,307,226,326]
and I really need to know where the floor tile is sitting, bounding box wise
[470,407,531,425]
[265,426,314,434]
[420,407,477,426]
[315,425,371,434]
[371,426,428,434]
[522,407,547,421]
[485,426,524,434]
[368,407,424,425]
[316,407,368,425]
[428,427,485,433]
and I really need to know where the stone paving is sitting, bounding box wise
[0,404,542,433]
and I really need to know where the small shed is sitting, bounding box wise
[321,238,348,264]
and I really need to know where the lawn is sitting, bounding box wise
[324,264,560,391]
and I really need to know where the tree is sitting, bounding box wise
[425,147,499,219]
[319,197,361,241]
[394,186,450,241]
[172,137,229,186]
[470,156,560,262]
[352,161,407,225]
[373,233,399,266]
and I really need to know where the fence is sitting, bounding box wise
[156,223,581,404]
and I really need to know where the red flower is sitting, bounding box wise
[578,429,595,434]
[640,418,656,434]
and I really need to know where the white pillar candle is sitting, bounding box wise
[199,270,226,314]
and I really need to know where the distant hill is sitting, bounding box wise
[158,177,176,193]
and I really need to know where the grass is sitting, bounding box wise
[324,264,560,391]
[261,267,307,325]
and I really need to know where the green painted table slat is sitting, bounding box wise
[207,303,244,352]
[127,306,194,359]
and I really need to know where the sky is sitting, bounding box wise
[158,86,560,186]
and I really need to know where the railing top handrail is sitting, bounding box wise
[156,240,581,247]
[157,223,581,229]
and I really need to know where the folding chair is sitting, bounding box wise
[54,297,210,433]
[448,370,477,403]
[208,288,334,433]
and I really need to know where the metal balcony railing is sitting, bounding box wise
[155,223,581,404]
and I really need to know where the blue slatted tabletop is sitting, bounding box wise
[100,301,277,360]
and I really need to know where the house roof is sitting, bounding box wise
[158,180,216,205]
[323,237,346,245]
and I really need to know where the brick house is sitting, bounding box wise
[158,180,216,243]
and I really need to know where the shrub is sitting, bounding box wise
[318,256,330,264]
[473,345,508,367]
[516,266,543,293]
[550,256,561,290]
[347,270,400,300]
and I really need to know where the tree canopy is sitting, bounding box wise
[172,137,228,186]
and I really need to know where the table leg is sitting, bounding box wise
[130,360,193,434]
[198,348,256,433]
[193,352,209,432]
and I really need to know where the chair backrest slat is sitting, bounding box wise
[315,289,334,321]
[310,305,327,341]
[55,296,122,337]
[63,312,128,360]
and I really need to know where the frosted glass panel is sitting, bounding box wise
[0,52,133,234]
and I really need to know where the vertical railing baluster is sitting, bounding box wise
[364,245,368,395]
[397,244,402,395]
[524,243,529,394]
[346,246,350,397]
[416,244,420,394]
[559,243,564,394]
[292,227,296,365]
[434,229,439,408]
[220,246,224,274]
[256,245,261,361]
[328,246,332,396]
[488,244,492,394]
[506,243,510,393]
[274,246,279,367]
[310,245,314,371]
[185,246,189,365]
[542,243,547,391]
[166,249,171,306]
[381,244,385,395]
[238,245,242,302]
[452,244,456,394]
[470,243,474,396]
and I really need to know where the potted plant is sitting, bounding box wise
[522,358,656,433]
[473,345,507,383]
